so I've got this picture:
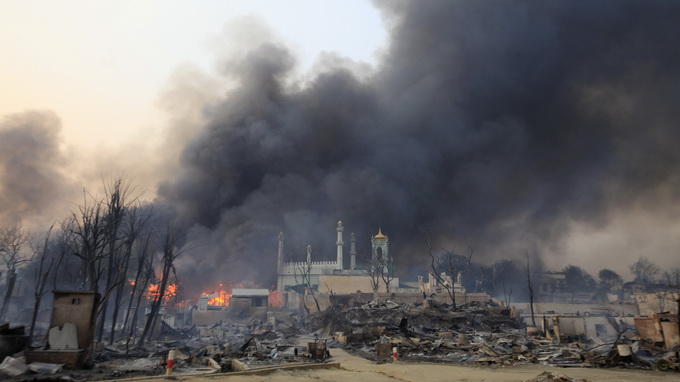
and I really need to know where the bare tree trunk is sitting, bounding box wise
[108,238,134,344]
[299,293,310,316]
[96,254,117,342]
[122,230,152,336]
[96,255,115,342]
[380,255,395,295]
[109,269,130,344]
[29,226,55,344]
[309,290,321,313]
[137,225,183,347]
[292,251,315,315]
[138,264,170,346]
[108,288,123,344]
[28,296,42,343]
[365,255,381,295]
[425,231,456,310]
[0,224,30,322]
[112,207,151,344]
[28,268,54,344]
[526,252,536,328]
[0,272,16,322]
[125,238,154,352]
[121,281,138,337]
[126,276,150,352]
[502,282,513,308]
[97,179,128,343]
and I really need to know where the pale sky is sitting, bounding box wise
[0,0,386,148]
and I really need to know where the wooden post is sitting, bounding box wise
[552,316,561,343]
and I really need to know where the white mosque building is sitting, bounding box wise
[275,221,398,296]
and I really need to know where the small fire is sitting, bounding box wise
[269,289,283,309]
[201,282,232,307]
[146,283,177,300]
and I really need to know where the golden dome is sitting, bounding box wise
[374,227,387,239]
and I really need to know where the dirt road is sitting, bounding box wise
[175,348,677,382]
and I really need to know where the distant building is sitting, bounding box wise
[276,221,398,309]
[419,271,466,296]
[539,271,567,297]
[229,288,269,317]
[538,271,595,304]
[634,291,679,316]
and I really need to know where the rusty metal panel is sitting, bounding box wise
[660,321,679,350]
[634,317,663,343]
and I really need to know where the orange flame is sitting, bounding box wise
[202,292,231,306]
[269,289,283,309]
[146,283,177,300]
[201,282,232,306]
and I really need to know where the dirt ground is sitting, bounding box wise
[175,348,678,382]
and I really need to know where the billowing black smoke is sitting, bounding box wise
[158,0,680,291]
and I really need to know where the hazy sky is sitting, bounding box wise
[0,0,386,148]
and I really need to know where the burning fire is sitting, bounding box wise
[202,292,231,306]
[201,282,232,307]
[146,283,177,300]
[128,280,180,305]
[269,289,283,309]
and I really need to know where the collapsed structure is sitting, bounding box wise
[1,220,679,378]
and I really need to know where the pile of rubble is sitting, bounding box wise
[0,324,28,363]
[94,319,327,378]
[0,318,329,380]
[312,299,677,370]
[2,300,678,379]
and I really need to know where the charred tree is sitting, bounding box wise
[424,231,472,310]
[97,179,130,343]
[629,256,660,284]
[108,203,151,344]
[379,253,395,294]
[63,196,113,352]
[52,226,78,290]
[0,223,30,322]
[490,259,524,303]
[597,269,623,299]
[28,225,55,344]
[475,265,486,293]
[137,224,184,347]
[526,252,536,328]
[365,255,381,294]
[461,243,475,302]
[292,246,319,314]
[124,232,154,352]
[502,282,513,308]
[62,180,144,349]
[65,193,109,293]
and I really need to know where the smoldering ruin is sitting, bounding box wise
[2,0,680,379]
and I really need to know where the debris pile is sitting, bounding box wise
[312,299,676,370]
[0,315,330,380]
[0,323,28,362]
[91,319,324,378]
[1,299,677,379]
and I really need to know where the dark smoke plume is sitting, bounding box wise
[159,0,680,291]
[0,111,75,227]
